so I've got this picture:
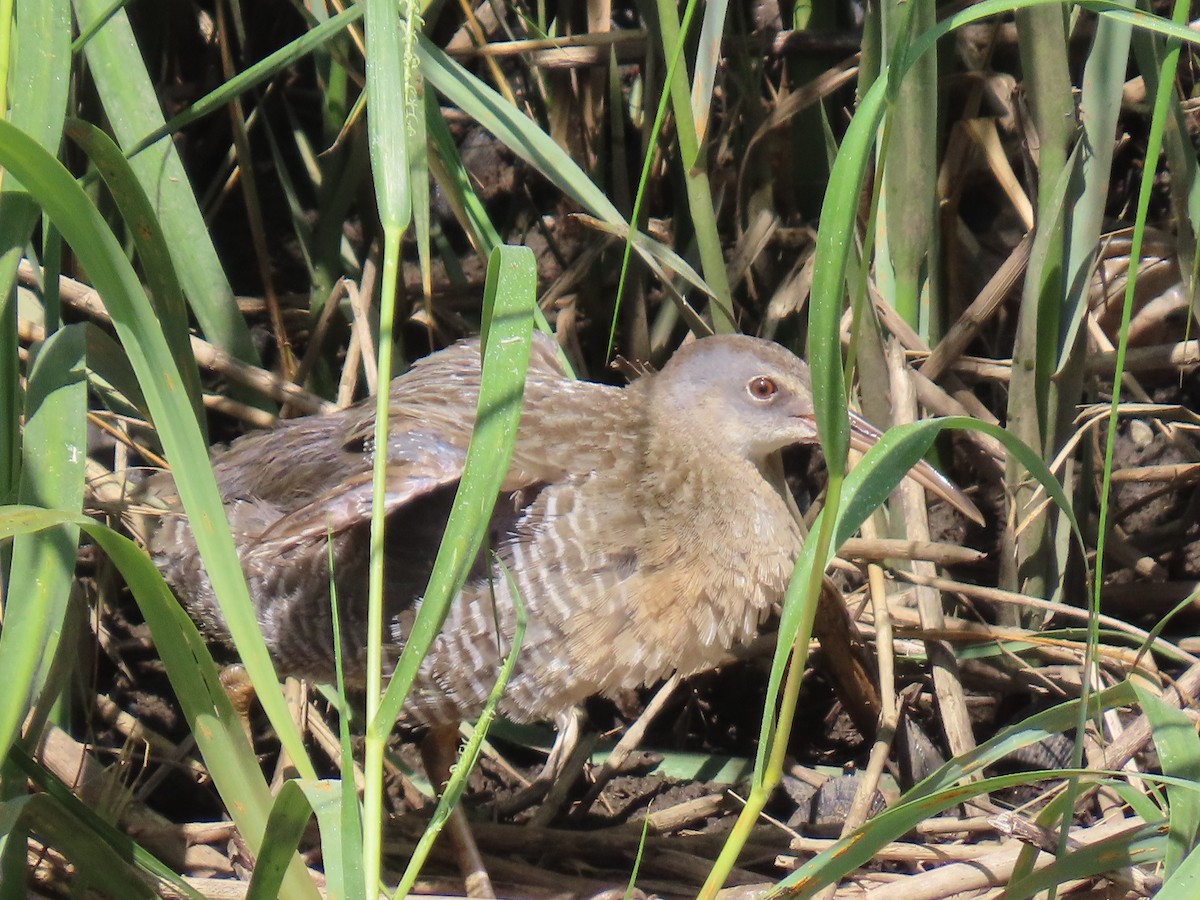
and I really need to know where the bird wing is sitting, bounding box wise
[250,332,573,550]
[251,454,468,549]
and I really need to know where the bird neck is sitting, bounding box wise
[628,379,803,567]
[641,415,801,546]
[638,389,783,492]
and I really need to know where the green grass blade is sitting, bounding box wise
[624,809,653,899]
[1132,32,1200,271]
[247,780,359,900]
[417,34,618,218]
[806,0,1200,470]
[73,0,264,379]
[1009,0,1073,434]
[6,744,204,899]
[107,533,311,900]
[393,559,527,896]
[1068,2,1194,886]
[362,245,535,889]
[401,0,430,305]
[0,506,320,899]
[650,0,734,331]
[361,244,536,889]
[245,782,319,900]
[690,0,729,149]
[424,89,501,255]
[0,117,316,778]
[702,415,1086,894]
[415,35,713,303]
[365,0,413,234]
[1158,838,1200,898]
[0,325,85,765]
[1007,821,1166,897]
[324,544,367,900]
[0,793,157,899]
[770,682,1139,895]
[1057,0,1135,367]
[732,8,1200,893]
[62,119,206,434]
[361,0,421,886]
[761,416,1082,772]
[1134,682,1200,875]
[0,0,71,504]
[880,0,937,333]
[120,7,363,159]
[905,682,1138,801]
[772,772,1146,897]
[373,245,537,729]
[4,0,70,155]
[808,82,888,477]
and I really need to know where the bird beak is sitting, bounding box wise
[846,412,985,526]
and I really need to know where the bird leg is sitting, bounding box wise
[419,723,496,899]
[542,706,584,785]
[487,707,585,820]
[568,676,681,823]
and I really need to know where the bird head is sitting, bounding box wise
[648,335,821,464]
[648,335,984,525]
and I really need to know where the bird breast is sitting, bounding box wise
[401,428,805,725]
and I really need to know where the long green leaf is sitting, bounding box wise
[0,794,156,899]
[247,780,361,900]
[361,0,419,887]
[0,326,85,765]
[415,34,714,304]
[373,245,537,730]
[0,506,319,899]
[73,0,264,380]
[651,0,734,330]
[0,117,314,774]
[1158,833,1200,898]
[120,7,363,159]
[758,416,1082,773]
[393,560,528,896]
[6,744,204,900]
[769,682,1140,895]
[0,0,71,505]
[62,119,206,434]
[1134,682,1200,875]
[1005,821,1166,898]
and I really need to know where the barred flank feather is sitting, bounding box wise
[146,333,839,725]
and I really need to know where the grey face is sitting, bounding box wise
[651,335,984,524]
[650,335,821,461]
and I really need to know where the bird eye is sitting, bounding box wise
[747,376,778,401]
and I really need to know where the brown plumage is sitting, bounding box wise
[146,332,979,726]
